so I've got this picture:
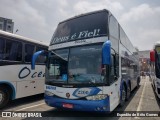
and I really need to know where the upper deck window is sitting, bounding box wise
[51,11,108,45]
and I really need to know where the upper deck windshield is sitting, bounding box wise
[50,11,108,45]
[46,45,105,85]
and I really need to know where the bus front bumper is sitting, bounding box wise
[44,95,110,112]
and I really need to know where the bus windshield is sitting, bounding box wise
[46,49,69,83]
[46,45,105,84]
[50,12,108,45]
[68,45,103,84]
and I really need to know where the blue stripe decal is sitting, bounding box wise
[0,81,16,100]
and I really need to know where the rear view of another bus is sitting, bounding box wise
[0,30,48,108]
[150,42,160,99]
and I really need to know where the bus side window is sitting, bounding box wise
[115,54,119,77]
[0,38,5,60]
[25,44,35,62]
[110,53,119,84]
[110,55,115,84]
[5,40,22,61]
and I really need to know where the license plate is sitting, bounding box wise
[63,103,73,109]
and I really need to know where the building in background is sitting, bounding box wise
[0,17,14,33]
[138,50,150,72]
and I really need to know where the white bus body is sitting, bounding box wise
[0,30,48,108]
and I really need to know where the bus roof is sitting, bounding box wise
[0,30,49,46]
[59,9,110,24]
[155,41,160,45]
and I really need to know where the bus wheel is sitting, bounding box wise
[119,85,126,107]
[0,86,10,109]
[126,85,131,101]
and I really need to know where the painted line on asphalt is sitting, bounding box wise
[136,78,147,111]
[15,103,45,111]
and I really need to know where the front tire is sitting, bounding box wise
[0,86,10,109]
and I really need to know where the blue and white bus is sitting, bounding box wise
[32,9,140,112]
[0,30,48,108]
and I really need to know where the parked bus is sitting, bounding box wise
[150,43,160,99]
[32,9,140,112]
[0,30,48,108]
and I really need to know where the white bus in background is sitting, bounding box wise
[150,43,160,99]
[32,9,140,112]
[0,30,48,108]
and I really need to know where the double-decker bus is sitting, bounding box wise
[150,43,160,99]
[0,30,48,108]
[32,9,140,112]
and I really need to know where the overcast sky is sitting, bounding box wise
[0,0,160,50]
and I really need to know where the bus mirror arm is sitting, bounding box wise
[31,50,48,70]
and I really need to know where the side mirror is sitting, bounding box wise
[150,50,155,62]
[102,40,111,65]
[31,50,48,70]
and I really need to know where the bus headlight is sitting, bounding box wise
[45,90,54,96]
[86,94,108,100]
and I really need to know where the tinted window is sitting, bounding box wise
[25,44,35,62]
[51,11,108,44]
[5,40,22,61]
[109,16,119,39]
[46,49,69,83]
[0,38,5,60]
[120,26,136,54]
[110,55,115,76]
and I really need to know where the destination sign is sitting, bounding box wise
[51,29,101,44]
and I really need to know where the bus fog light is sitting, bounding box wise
[45,90,54,96]
[86,94,108,100]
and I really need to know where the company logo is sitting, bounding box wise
[18,67,45,79]
[2,112,11,117]
[72,87,101,98]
